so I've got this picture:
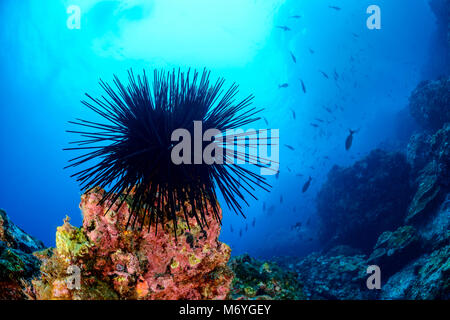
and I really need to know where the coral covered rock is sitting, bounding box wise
[406,123,450,223]
[292,248,375,300]
[0,209,44,299]
[381,245,450,299]
[316,149,412,252]
[409,77,450,132]
[32,189,233,300]
[228,254,305,300]
[368,226,422,277]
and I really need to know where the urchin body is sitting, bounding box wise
[65,69,269,233]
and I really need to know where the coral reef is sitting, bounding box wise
[277,247,376,300]
[228,254,305,300]
[0,209,44,299]
[368,226,422,277]
[409,77,450,132]
[32,188,233,300]
[316,149,411,252]
[406,123,450,224]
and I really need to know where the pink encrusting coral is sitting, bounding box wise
[32,188,233,300]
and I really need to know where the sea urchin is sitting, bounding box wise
[65,68,271,234]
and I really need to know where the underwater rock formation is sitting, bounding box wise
[32,189,233,300]
[316,149,412,252]
[0,209,44,299]
[368,226,422,278]
[406,123,450,224]
[409,77,450,132]
[228,254,305,300]
[280,246,376,300]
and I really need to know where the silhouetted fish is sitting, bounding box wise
[278,83,289,89]
[230,225,234,233]
[263,117,269,125]
[329,6,341,11]
[319,70,329,79]
[280,195,283,204]
[263,202,266,211]
[239,229,243,237]
[275,171,280,179]
[285,144,295,151]
[300,79,307,93]
[291,109,296,119]
[245,224,248,232]
[290,51,297,63]
[252,217,256,227]
[310,123,319,128]
[290,15,301,19]
[302,176,312,193]
[276,25,291,31]
[345,129,358,150]
[309,48,315,54]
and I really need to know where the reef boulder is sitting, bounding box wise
[0,209,44,299]
[32,188,233,300]
[291,248,375,300]
[368,226,422,277]
[228,254,305,300]
[316,149,412,252]
[406,123,450,224]
[409,77,450,132]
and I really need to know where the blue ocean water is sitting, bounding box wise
[0,0,437,259]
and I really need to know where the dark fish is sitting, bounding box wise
[314,118,324,123]
[300,79,307,93]
[352,33,359,38]
[287,167,292,172]
[252,218,256,227]
[280,195,283,203]
[345,129,358,150]
[329,6,341,11]
[285,144,295,151]
[302,176,312,193]
[275,171,280,179]
[333,69,339,80]
[310,123,319,128]
[324,107,333,113]
[230,225,234,233]
[239,229,243,237]
[291,221,302,230]
[278,83,289,89]
[309,48,315,54]
[319,70,329,79]
[276,25,291,31]
[263,202,266,211]
[291,109,296,119]
[263,117,269,125]
[290,51,297,63]
[296,173,303,177]
[290,15,301,19]
[245,224,248,232]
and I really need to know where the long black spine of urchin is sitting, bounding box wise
[65,68,271,234]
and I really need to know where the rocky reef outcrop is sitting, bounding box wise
[316,149,411,252]
[0,209,44,299]
[228,254,305,300]
[32,188,233,300]
[409,77,450,132]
